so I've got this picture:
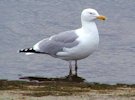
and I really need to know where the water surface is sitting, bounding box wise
[0,0,135,84]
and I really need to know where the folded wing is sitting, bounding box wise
[33,30,79,56]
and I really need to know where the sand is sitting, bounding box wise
[1,88,135,100]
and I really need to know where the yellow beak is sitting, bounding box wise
[97,15,107,21]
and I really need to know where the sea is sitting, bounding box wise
[0,0,135,84]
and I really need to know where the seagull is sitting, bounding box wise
[19,8,106,77]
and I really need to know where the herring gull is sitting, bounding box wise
[19,8,106,76]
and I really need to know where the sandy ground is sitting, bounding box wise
[1,80,135,100]
[1,88,135,100]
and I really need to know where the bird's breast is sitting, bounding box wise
[62,32,99,60]
[56,28,99,60]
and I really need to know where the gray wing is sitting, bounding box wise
[33,30,79,56]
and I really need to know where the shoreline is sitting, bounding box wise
[0,80,135,100]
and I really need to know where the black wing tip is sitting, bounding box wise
[18,48,35,53]
[18,48,46,54]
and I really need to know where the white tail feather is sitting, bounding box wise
[25,53,34,55]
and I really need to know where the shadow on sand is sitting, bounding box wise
[20,75,85,83]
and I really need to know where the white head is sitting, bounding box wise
[81,8,106,22]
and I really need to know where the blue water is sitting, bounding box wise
[0,0,135,84]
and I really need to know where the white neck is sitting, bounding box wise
[81,20,98,34]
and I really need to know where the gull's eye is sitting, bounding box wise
[89,12,93,14]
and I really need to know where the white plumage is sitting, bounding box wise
[19,8,106,76]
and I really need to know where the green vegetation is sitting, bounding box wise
[1,75,135,97]
[1,79,135,97]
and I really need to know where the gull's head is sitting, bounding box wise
[81,8,106,22]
